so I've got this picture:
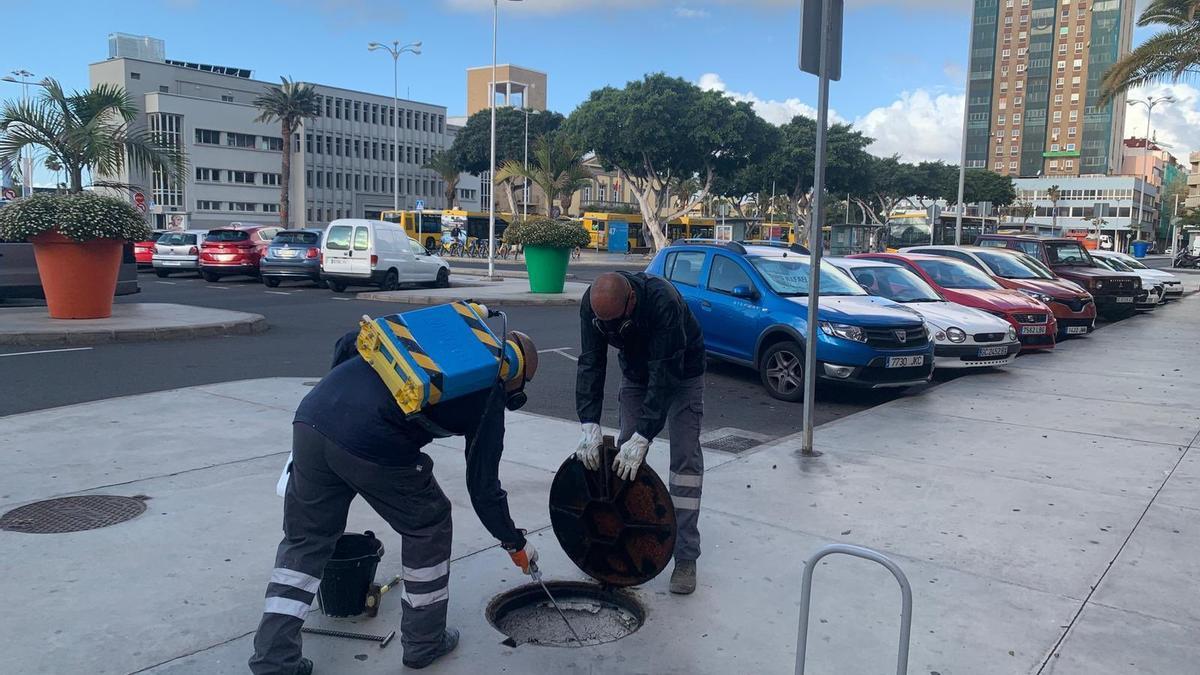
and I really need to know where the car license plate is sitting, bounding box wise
[1066,326,1089,335]
[1021,325,1047,335]
[886,355,925,368]
[978,346,1009,357]
[279,249,299,258]
[1116,296,1133,303]
[162,261,182,266]
[217,254,236,261]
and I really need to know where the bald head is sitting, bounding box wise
[590,273,634,321]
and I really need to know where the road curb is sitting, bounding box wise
[0,310,269,346]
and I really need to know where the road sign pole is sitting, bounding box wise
[800,0,841,457]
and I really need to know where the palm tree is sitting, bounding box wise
[1101,0,1200,100]
[495,134,592,218]
[1047,184,1062,233]
[253,77,321,227]
[424,151,462,211]
[0,78,185,193]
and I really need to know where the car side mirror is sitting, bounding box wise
[731,284,758,300]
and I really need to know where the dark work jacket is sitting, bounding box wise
[295,332,525,550]
[576,272,705,440]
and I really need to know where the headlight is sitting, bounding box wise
[946,327,967,343]
[1007,326,1018,341]
[1094,279,1104,290]
[819,322,866,343]
[1018,289,1054,304]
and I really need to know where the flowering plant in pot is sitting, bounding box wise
[0,193,150,318]
[501,218,590,293]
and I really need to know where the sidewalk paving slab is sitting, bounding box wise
[0,302,267,346]
[1040,603,1200,675]
[357,275,585,306]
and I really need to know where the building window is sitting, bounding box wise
[335,137,343,156]
[995,161,1004,170]
[260,136,284,152]
[306,134,313,153]
[196,200,221,210]
[306,170,312,187]
[335,173,342,189]
[1065,160,1074,168]
[1066,143,1076,151]
[325,136,332,155]
[326,172,333,188]
[372,105,379,125]
[229,170,256,184]
[148,113,183,208]
[1053,111,1062,122]
[1052,143,1061,151]
[1050,160,1059,169]
[263,203,279,213]
[1058,60,1066,71]
[1009,161,1018,170]
[226,132,256,148]
[997,115,1006,125]
[1070,93,1080,103]
[195,167,219,182]
[1055,94,1064,104]
[1067,127,1077,137]
[220,94,234,103]
[228,202,256,212]
[130,72,141,80]
[262,173,281,186]
[1013,113,1022,124]
[1011,129,1019,137]
[1010,146,1019,155]
[354,101,361,121]
[316,172,323,188]
[195,128,220,145]
[324,97,332,117]
[1069,110,1078,121]
[159,86,169,93]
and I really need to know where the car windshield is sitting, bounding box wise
[975,249,1050,279]
[1113,253,1148,270]
[1017,254,1056,278]
[206,230,250,242]
[748,256,867,297]
[1045,242,1092,266]
[850,265,942,302]
[159,233,197,246]
[1098,256,1134,272]
[326,226,352,250]
[274,231,320,245]
[914,258,1003,290]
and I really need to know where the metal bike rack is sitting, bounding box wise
[794,543,913,675]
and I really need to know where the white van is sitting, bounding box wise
[320,219,450,293]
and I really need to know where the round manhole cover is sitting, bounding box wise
[487,581,644,648]
[0,495,147,534]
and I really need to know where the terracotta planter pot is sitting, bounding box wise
[30,231,124,319]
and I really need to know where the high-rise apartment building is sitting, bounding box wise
[966,0,1135,178]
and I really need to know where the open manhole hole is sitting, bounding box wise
[0,495,147,534]
[704,434,763,454]
[487,581,644,648]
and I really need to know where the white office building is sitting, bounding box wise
[1011,176,1158,250]
[91,34,454,230]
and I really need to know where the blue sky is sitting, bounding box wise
[3,0,1193,167]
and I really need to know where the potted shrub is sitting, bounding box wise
[0,193,150,319]
[502,218,590,293]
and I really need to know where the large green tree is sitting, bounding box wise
[0,78,185,194]
[449,107,564,214]
[253,77,321,227]
[566,74,769,250]
[424,151,462,210]
[1101,0,1200,100]
[939,169,1016,209]
[853,155,921,224]
[495,133,592,217]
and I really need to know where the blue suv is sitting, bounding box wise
[645,242,934,401]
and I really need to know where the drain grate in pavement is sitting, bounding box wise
[0,495,147,534]
[703,435,763,454]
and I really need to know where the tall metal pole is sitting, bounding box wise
[524,107,529,221]
[1170,192,1180,258]
[488,0,500,278]
[954,15,974,246]
[10,70,34,198]
[801,0,833,457]
[392,44,400,213]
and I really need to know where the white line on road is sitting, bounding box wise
[155,281,177,285]
[264,291,292,296]
[0,347,94,358]
[538,347,578,362]
[208,286,230,290]
[331,297,352,301]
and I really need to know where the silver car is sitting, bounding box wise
[153,230,209,277]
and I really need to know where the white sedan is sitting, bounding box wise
[1089,252,1165,308]
[1092,250,1184,298]
[829,258,1022,370]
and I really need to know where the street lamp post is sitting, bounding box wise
[1127,96,1174,247]
[2,69,36,198]
[369,40,422,213]
[523,106,530,220]
[489,0,523,278]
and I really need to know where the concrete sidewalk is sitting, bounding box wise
[1,300,1198,674]
[0,303,268,346]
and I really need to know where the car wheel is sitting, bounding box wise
[381,269,400,291]
[327,280,347,293]
[154,269,170,278]
[760,341,806,402]
[435,268,450,288]
[263,276,281,288]
[202,271,220,283]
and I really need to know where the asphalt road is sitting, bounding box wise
[0,267,910,442]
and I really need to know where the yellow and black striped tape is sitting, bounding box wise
[385,317,444,405]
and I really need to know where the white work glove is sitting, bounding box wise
[575,423,603,471]
[612,433,651,481]
[275,452,294,497]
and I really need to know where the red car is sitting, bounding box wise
[905,245,1096,339]
[852,252,1057,350]
[133,230,167,269]
[199,225,282,282]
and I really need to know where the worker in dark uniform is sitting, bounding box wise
[574,271,706,594]
[250,327,540,674]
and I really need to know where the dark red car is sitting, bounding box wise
[199,225,282,282]
[852,252,1057,350]
[904,245,1097,339]
[133,230,167,269]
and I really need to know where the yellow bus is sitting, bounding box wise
[382,209,511,250]
[666,216,717,242]
[582,212,644,252]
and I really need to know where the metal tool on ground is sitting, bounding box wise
[364,574,402,618]
[301,626,396,649]
[529,560,585,647]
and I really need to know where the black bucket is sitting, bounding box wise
[317,531,384,617]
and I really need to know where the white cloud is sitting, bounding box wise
[855,89,964,163]
[698,72,842,125]
[675,5,711,19]
[1123,83,1200,162]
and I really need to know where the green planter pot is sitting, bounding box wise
[524,245,571,294]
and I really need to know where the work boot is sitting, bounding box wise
[669,560,697,595]
[295,657,313,675]
[402,628,460,670]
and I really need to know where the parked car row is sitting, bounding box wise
[141,219,449,292]
[646,235,1185,402]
